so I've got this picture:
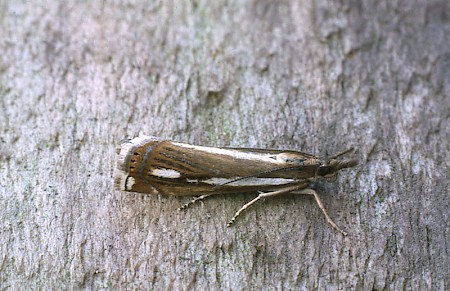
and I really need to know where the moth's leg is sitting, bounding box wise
[294,189,347,236]
[178,194,215,211]
[227,185,301,227]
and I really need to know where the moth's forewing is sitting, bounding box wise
[115,136,318,196]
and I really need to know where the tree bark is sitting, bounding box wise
[0,1,448,289]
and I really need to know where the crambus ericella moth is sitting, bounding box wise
[114,135,358,235]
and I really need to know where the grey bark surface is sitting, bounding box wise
[1,1,449,290]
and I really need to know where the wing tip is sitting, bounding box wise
[114,135,159,191]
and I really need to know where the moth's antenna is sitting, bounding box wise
[327,148,354,160]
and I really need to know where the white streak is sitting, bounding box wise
[126,176,135,189]
[173,142,286,164]
[151,168,181,178]
[203,177,296,186]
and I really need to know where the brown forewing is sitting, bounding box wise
[122,139,319,196]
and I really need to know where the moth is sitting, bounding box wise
[114,135,358,235]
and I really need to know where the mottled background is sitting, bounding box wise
[0,1,448,289]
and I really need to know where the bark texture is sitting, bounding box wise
[0,1,448,289]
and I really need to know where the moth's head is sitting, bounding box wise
[317,149,358,181]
